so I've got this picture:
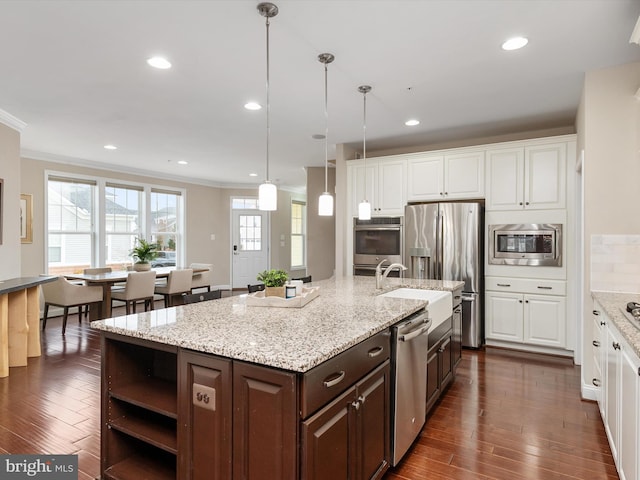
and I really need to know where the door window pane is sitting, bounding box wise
[239,215,262,251]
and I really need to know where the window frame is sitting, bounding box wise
[290,200,306,269]
[45,170,186,273]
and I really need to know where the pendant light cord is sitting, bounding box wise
[324,62,329,192]
[265,15,271,182]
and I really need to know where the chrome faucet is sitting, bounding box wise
[376,260,407,289]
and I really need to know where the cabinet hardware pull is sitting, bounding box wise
[351,399,361,410]
[323,370,346,388]
[519,300,523,303]
[600,321,606,326]
[525,202,530,205]
[638,367,640,377]
[525,300,529,303]
[497,283,511,287]
[593,340,600,347]
[613,342,621,351]
[592,378,601,387]
[358,395,365,405]
[593,310,600,316]
[368,346,384,358]
[537,286,552,290]
[519,202,523,205]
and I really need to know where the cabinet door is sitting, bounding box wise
[406,155,444,201]
[444,151,484,199]
[485,292,523,342]
[605,327,620,462]
[439,336,453,392]
[426,348,440,413]
[523,294,566,348]
[485,148,524,210]
[376,159,406,215]
[620,346,639,480]
[233,362,298,480]
[301,386,356,480]
[524,143,566,209]
[179,351,232,480]
[355,361,390,480]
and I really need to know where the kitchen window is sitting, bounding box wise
[46,172,185,273]
[291,200,306,268]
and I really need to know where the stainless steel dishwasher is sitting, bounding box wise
[391,308,431,466]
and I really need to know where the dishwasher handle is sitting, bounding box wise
[399,319,431,342]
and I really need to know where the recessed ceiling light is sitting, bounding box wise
[147,56,172,69]
[312,134,325,140]
[244,102,262,111]
[104,144,117,150]
[502,37,528,51]
[249,173,258,177]
[405,119,420,126]
[177,160,188,165]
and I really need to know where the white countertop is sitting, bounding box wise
[90,276,463,372]
[592,291,640,359]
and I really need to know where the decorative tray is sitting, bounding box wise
[246,286,320,308]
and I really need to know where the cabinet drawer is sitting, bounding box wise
[486,277,566,296]
[300,330,390,419]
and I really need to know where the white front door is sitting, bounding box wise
[232,209,269,289]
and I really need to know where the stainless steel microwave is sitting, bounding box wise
[488,223,562,266]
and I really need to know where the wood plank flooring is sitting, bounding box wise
[0,306,616,480]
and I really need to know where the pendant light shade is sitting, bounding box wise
[358,85,372,221]
[318,53,335,216]
[257,2,278,211]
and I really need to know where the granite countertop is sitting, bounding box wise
[592,291,640,359]
[91,276,464,373]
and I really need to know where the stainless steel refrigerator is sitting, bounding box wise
[404,202,484,348]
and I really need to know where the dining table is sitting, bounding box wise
[65,266,207,321]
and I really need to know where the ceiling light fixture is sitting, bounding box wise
[244,102,262,111]
[177,160,188,165]
[318,52,335,217]
[104,144,117,150]
[405,119,420,126]
[147,56,172,69]
[501,36,528,51]
[257,2,278,211]
[249,172,258,177]
[358,85,372,221]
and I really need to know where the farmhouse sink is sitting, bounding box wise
[380,288,453,329]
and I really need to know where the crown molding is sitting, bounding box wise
[0,108,27,132]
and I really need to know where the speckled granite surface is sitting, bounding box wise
[91,276,463,372]
[592,291,640,359]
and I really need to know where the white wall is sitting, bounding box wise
[579,61,640,397]
[0,121,22,279]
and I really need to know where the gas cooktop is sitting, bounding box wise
[620,301,640,331]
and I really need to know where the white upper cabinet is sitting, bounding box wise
[348,157,406,217]
[486,142,566,211]
[407,150,484,202]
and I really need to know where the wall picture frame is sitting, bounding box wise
[20,193,33,244]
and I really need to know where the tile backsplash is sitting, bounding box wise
[591,235,640,293]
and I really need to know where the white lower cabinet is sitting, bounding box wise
[593,298,640,480]
[485,277,566,350]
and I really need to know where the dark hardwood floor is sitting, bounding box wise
[0,303,616,480]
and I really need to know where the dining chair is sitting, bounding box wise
[182,289,222,304]
[247,283,265,293]
[42,276,103,334]
[81,267,113,317]
[111,271,157,314]
[154,269,193,307]
[190,263,213,292]
[292,275,312,283]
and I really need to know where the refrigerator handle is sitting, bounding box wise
[437,210,444,280]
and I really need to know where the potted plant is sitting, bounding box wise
[256,269,289,297]
[130,238,160,271]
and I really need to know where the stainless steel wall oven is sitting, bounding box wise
[489,223,562,266]
[353,217,403,276]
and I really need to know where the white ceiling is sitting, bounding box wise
[2,1,639,191]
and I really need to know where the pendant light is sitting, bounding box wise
[358,85,372,220]
[257,2,278,211]
[318,53,335,216]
